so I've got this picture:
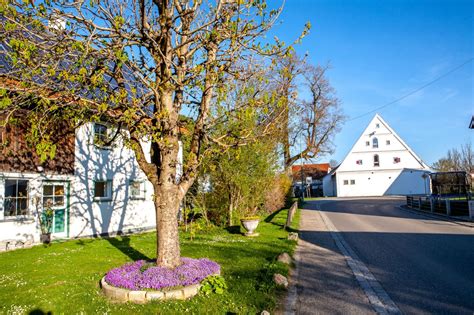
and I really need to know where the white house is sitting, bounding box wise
[323,114,430,197]
[0,122,182,249]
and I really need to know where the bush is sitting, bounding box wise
[263,174,292,214]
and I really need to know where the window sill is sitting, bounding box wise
[0,216,35,223]
[130,197,146,201]
[93,198,113,203]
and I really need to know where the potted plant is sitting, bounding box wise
[37,201,54,244]
[240,206,260,237]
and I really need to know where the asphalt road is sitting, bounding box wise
[289,197,474,315]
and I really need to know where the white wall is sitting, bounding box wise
[70,123,157,238]
[336,169,430,197]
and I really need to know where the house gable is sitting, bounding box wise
[337,114,429,173]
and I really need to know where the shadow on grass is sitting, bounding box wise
[264,208,286,223]
[106,236,151,261]
[29,309,52,315]
[225,225,242,234]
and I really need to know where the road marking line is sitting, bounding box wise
[317,204,402,315]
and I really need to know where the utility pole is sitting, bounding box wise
[300,152,305,201]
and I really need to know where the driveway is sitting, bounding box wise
[286,197,474,315]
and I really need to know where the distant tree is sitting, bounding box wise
[272,54,344,175]
[329,159,339,169]
[0,1,309,268]
[432,142,473,174]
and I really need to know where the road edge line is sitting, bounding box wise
[317,206,402,315]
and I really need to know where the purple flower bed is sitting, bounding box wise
[104,258,220,291]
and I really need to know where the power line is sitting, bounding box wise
[347,57,474,122]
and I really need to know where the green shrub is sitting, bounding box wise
[200,275,227,295]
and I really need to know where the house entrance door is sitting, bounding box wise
[42,182,69,238]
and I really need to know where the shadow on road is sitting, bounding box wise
[296,198,474,315]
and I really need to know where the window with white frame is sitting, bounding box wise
[4,179,29,217]
[350,179,355,185]
[343,180,349,185]
[93,123,111,147]
[386,140,391,145]
[376,123,380,128]
[130,180,146,199]
[365,141,370,146]
[93,180,112,201]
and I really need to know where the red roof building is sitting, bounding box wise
[291,163,331,181]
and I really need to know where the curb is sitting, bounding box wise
[398,206,474,228]
[100,277,201,303]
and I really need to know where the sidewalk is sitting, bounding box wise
[285,206,375,315]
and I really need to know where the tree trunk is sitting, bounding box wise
[154,182,181,268]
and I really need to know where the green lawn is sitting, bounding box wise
[0,207,300,314]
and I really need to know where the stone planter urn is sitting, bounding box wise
[240,218,260,236]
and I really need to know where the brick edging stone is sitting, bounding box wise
[101,277,201,303]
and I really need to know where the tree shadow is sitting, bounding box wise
[106,235,150,261]
[225,225,241,234]
[264,208,285,223]
[29,310,52,315]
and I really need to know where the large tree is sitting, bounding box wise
[0,0,307,267]
[273,54,344,174]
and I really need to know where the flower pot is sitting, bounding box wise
[240,218,260,236]
[40,233,51,244]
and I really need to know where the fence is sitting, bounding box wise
[406,196,473,219]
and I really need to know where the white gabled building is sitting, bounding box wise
[323,114,431,197]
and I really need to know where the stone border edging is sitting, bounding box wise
[100,277,201,303]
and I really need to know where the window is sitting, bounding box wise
[386,140,390,145]
[43,184,65,207]
[365,141,370,146]
[130,180,146,199]
[372,137,378,148]
[374,154,380,167]
[375,123,380,128]
[343,180,349,185]
[356,159,363,165]
[94,180,112,201]
[350,180,355,185]
[393,157,401,163]
[4,179,29,217]
[94,123,111,147]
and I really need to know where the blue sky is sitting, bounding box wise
[268,0,473,166]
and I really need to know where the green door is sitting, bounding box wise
[54,209,65,233]
[43,182,68,236]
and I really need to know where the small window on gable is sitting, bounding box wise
[356,159,363,165]
[94,180,112,201]
[393,157,401,164]
[343,180,349,185]
[374,154,380,167]
[365,141,370,146]
[386,140,390,145]
[94,123,111,147]
[376,123,380,128]
[350,180,355,185]
[130,180,146,200]
[372,137,378,148]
